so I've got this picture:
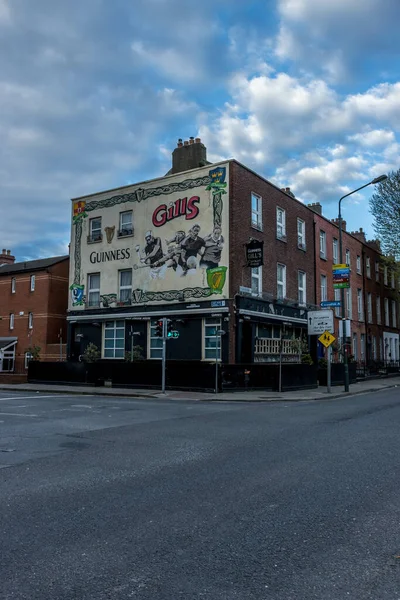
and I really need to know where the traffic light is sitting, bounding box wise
[154,319,163,337]
[167,319,174,338]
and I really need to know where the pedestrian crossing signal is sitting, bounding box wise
[154,320,163,337]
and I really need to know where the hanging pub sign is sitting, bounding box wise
[246,239,264,268]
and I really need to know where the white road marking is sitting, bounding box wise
[0,395,94,401]
[0,412,38,417]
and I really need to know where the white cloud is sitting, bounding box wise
[201,70,400,204]
[349,129,395,148]
[0,0,10,23]
[275,0,400,82]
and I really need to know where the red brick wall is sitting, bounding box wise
[229,161,316,300]
[228,161,316,362]
[0,258,69,371]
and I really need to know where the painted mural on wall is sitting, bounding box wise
[69,164,229,308]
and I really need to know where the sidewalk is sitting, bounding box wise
[0,376,399,402]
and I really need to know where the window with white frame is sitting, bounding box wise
[277,263,286,299]
[391,271,395,288]
[352,333,358,361]
[24,352,33,369]
[87,273,100,307]
[356,255,361,274]
[332,238,338,264]
[346,288,352,319]
[297,218,306,249]
[375,261,379,282]
[9,313,14,330]
[361,334,365,362]
[104,320,125,358]
[320,274,327,302]
[298,271,306,305]
[89,217,102,242]
[384,266,388,286]
[119,270,132,303]
[319,230,326,259]
[366,257,371,278]
[251,193,262,230]
[376,296,381,324]
[384,297,389,326]
[119,211,133,237]
[251,266,262,296]
[392,300,397,328]
[334,288,341,317]
[149,321,163,359]
[372,336,377,360]
[30,275,35,291]
[28,312,33,329]
[276,207,286,240]
[203,318,222,360]
[357,289,363,321]
[345,249,350,267]
[367,293,372,323]
[11,277,16,293]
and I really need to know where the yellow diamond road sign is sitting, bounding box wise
[318,330,336,348]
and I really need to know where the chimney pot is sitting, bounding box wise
[7,250,10,255]
[183,140,189,146]
[1,249,5,254]
[195,137,201,143]
[177,139,183,147]
[189,137,194,144]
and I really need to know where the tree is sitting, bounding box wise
[370,169,400,260]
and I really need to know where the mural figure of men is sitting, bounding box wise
[153,231,186,275]
[141,231,163,266]
[181,224,205,269]
[200,225,224,269]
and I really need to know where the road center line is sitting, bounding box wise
[0,395,93,401]
[0,412,38,417]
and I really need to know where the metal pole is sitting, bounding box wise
[327,344,332,393]
[279,335,282,393]
[338,201,349,392]
[59,328,62,362]
[337,175,387,391]
[130,327,134,362]
[161,317,166,394]
[215,331,219,394]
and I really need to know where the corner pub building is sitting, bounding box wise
[67,138,316,369]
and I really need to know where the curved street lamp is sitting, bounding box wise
[338,174,388,392]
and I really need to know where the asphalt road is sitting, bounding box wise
[1,389,400,599]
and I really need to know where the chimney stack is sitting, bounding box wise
[0,248,15,265]
[331,218,346,231]
[350,227,366,243]
[307,202,322,215]
[171,137,208,174]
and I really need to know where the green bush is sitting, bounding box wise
[82,343,100,363]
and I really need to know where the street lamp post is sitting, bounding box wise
[338,174,387,391]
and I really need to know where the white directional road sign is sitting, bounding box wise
[307,310,334,335]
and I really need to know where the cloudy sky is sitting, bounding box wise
[1,0,399,260]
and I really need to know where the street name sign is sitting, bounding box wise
[307,310,334,335]
[321,300,341,308]
[318,330,336,348]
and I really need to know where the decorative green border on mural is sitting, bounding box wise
[73,170,227,302]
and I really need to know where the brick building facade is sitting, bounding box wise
[310,205,399,364]
[67,139,318,366]
[66,139,399,369]
[0,252,69,375]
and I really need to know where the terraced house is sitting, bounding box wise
[0,251,69,380]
